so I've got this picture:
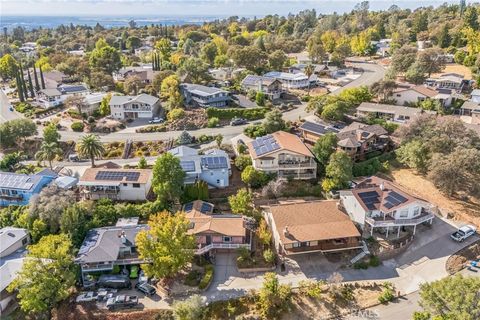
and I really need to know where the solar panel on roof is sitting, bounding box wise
[95,171,140,181]
[180,161,196,172]
[183,202,194,212]
[384,202,394,209]
[366,203,377,210]
[384,195,401,206]
[201,157,228,170]
[389,191,408,203]
[200,203,213,213]
[253,135,281,156]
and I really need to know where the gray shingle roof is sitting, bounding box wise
[58,84,88,94]
[241,75,278,87]
[0,227,28,257]
[109,93,159,106]
[181,83,229,96]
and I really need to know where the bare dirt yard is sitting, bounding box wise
[389,169,480,225]
[432,63,473,80]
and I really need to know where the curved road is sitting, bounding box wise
[54,62,384,143]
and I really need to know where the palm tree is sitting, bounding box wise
[35,142,62,169]
[304,64,315,95]
[77,134,105,168]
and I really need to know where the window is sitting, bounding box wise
[293,242,300,248]
[413,207,420,216]
[11,190,17,195]
[22,238,28,245]
[123,183,128,186]
[223,236,232,243]
[399,209,409,218]
[132,183,140,188]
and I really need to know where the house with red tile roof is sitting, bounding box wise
[339,176,434,238]
[246,131,316,180]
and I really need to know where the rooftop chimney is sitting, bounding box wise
[284,226,290,237]
[379,182,385,191]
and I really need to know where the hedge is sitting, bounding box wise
[353,152,395,177]
[206,107,269,120]
[136,124,167,133]
[198,264,214,290]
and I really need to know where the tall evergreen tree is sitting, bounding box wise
[39,65,46,89]
[27,69,35,98]
[157,54,161,70]
[16,71,25,102]
[19,63,29,99]
[33,64,40,91]
[153,53,157,71]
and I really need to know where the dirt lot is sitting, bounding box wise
[390,169,480,225]
[432,63,473,80]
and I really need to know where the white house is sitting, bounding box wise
[0,227,29,314]
[471,89,480,103]
[425,73,466,91]
[339,176,434,238]
[264,71,309,90]
[356,102,436,123]
[35,83,90,109]
[246,131,317,180]
[78,168,152,201]
[109,94,160,120]
[392,84,453,107]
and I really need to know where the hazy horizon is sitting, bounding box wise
[0,0,466,17]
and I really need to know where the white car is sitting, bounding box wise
[76,291,98,303]
[149,117,164,124]
[451,225,477,242]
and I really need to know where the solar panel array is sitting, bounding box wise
[384,191,408,209]
[200,202,213,213]
[201,156,228,169]
[183,202,194,212]
[251,135,280,156]
[180,161,196,172]
[0,173,34,190]
[300,122,340,135]
[95,171,140,182]
[358,191,380,210]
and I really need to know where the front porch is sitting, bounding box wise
[364,212,434,239]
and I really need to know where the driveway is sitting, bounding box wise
[0,88,22,123]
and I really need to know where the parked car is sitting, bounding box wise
[135,282,156,296]
[149,117,164,124]
[97,275,131,289]
[76,291,99,303]
[451,225,477,242]
[106,295,139,311]
[68,154,80,162]
[230,117,247,126]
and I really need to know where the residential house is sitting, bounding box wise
[0,170,57,207]
[287,51,312,64]
[356,102,436,123]
[264,200,362,256]
[298,120,341,144]
[0,227,29,314]
[58,83,89,97]
[264,71,309,90]
[241,75,283,100]
[183,200,252,255]
[81,93,108,115]
[246,131,317,180]
[180,83,231,108]
[336,122,390,161]
[35,83,90,109]
[78,168,152,201]
[109,94,160,120]
[134,45,153,56]
[460,100,480,116]
[75,219,148,283]
[372,38,392,57]
[392,84,453,108]
[339,176,434,238]
[471,89,480,103]
[288,63,329,75]
[113,65,158,84]
[209,67,246,82]
[169,146,231,188]
[425,73,469,91]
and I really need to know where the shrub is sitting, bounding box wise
[184,270,202,286]
[369,255,380,267]
[87,116,95,123]
[243,123,266,138]
[341,285,355,301]
[378,282,395,303]
[237,246,251,263]
[168,108,186,121]
[173,294,205,320]
[71,122,85,132]
[353,261,369,269]
[198,264,214,290]
[256,92,266,106]
[206,107,269,120]
[136,124,167,133]
[299,280,324,298]
[207,117,219,128]
[263,249,275,264]
[237,143,247,154]
[197,134,214,143]
[67,108,82,119]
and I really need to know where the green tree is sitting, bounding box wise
[89,38,122,74]
[228,45,268,71]
[152,152,186,205]
[322,151,352,192]
[155,38,172,61]
[43,122,61,144]
[161,74,183,110]
[124,75,142,95]
[268,50,287,70]
[0,118,37,149]
[228,188,255,216]
[76,134,105,167]
[138,156,147,169]
[172,294,205,320]
[179,57,211,84]
[136,212,195,279]
[437,24,451,48]
[370,80,397,101]
[60,203,88,247]
[263,109,285,133]
[241,165,269,188]
[256,91,266,106]
[8,234,76,318]
[418,275,480,320]
[126,36,142,51]
[257,272,292,320]
[35,141,62,169]
[391,45,417,74]
[234,155,252,171]
[416,48,446,77]
[396,139,430,174]
[405,62,427,85]
[307,36,326,63]
[312,133,338,174]
[99,93,112,116]
[304,64,315,93]
[65,95,88,117]
[464,6,479,30]
[0,54,17,79]
[201,41,218,65]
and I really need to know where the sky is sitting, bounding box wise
[0,0,464,17]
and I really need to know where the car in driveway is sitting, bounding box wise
[76,291,99,303]
[106,295,139,311]
[135,282,156,296]
[97,274,132,289]
[149,117,164,124]
[451,225,477,242]
[230,117,247,126]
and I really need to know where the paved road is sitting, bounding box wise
[0,88,21,123]
[54,62,385,143]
